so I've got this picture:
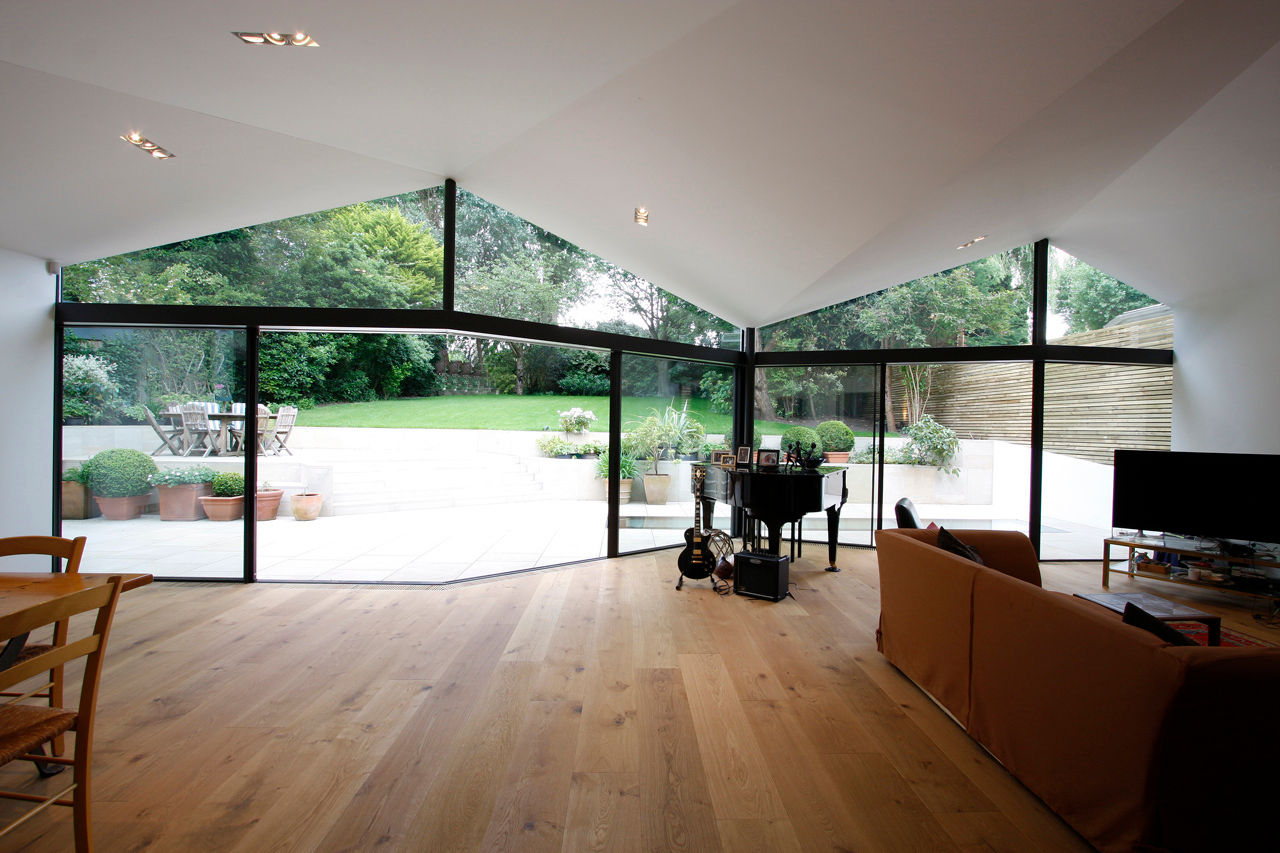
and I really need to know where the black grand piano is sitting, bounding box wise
[696,464,848,571]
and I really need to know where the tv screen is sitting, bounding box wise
[1112,450,1280,545]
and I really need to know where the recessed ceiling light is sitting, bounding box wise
[956,234,988,250]
[634,207,649,226]
[233,31,318,47]
[121,132,175,160]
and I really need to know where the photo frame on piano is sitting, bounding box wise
[757,449,780,470]
[711,449,735,467]
[735,446,752,467]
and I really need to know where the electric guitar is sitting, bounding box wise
[677,466,714,585]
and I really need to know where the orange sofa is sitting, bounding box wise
[876,528,1280,853]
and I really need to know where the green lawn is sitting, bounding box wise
[293,394,851,437]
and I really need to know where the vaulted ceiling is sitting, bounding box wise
[1,0,1277,329]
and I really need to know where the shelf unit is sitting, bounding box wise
[1102,536,1280,609]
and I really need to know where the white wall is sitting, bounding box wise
[0,249,56,567]
[1172,282,1280,454]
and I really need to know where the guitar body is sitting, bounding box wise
[677,526,714,580]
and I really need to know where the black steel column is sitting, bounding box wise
[243,325,259,582]
[607,349,622,558]
[1028,238,1049,554]
[735,328,756,451]
[874,361,887,541]
[51,278,64,546]
[443,178,456,313]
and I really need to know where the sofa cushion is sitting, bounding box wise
[937,527,984,565]
[1121,601,1197,646]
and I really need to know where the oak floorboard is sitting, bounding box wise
[561,772,641,853]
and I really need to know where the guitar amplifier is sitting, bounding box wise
[733,551,789,601]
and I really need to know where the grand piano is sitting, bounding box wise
[696,463,848,571]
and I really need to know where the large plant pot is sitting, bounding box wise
[94,494,147,520]
[157,483,212,521]
[291,492,323,521]
[824,451,850,464]
[619,478,633,505]
[642,473,671,505]
[256,489,284,521]
[61,481,95,519]
[198,495,245,522]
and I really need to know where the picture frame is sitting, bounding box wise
[757,449,780,469]
[711,449,735,467]
[735,446,752,467]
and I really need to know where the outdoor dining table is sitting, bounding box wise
[207,411,276,456]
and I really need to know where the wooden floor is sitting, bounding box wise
[3,547,1275,852]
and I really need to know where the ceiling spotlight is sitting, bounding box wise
[121,132,175,160]
[233,31,318,47]
[956,234,988,250]
[634,207,649,226]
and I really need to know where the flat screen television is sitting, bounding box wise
[1112,450,1280,545]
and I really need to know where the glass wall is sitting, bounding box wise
[753,365,879,546]
[455,189,737,347]
[878,361,1031,537]
[615,355,734,553]
[760,244,1035,352]
[61,326,246,579]
[1047,248,1168,348]
[1039,363,1173,559]
[254,331,612,582]
[60,187,446,310]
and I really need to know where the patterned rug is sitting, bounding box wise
[1169,622,1276,647]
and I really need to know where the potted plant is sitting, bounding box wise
[595,449,637,504]
[558,406,597,434]
[199,472,246,522]
[816,420,856,463]
[781,425,824,461]
[628,415,672,504]
[291,491,323,521]
[149,465,216,521]
[86,448,158,520]
[61,464,95,519]
[256,481,284,521]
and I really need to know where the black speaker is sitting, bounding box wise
[734,551,789,601]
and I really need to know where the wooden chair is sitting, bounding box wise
[179,403,219,456]
[266,405,297,456]
[0,536,86,758]
[230,404,272,456]
[142,406,184,456]
[0,575,123,852]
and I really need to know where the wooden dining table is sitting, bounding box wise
[0,572,153,666]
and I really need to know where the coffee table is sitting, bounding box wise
[1075,592,1221,646]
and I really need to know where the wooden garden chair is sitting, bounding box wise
[0,535,87,759]
[0,575,123,852]
[229,404,272,455]
[143,406,184,456]
[266,405,297,455]
[179,403,219,456]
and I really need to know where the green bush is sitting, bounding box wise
[149,465,217,487]
[536,435,573,457]
[86,449,158,497]
[595,449,638,480]
[781,426,823,456]
[62,354,121,423]
[815,420,855,453]
[558,371,609,396]
[211,472,246,497]
[901,415,960,473]
[62,465,89,484]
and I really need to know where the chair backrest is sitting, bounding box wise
[894,497,924,529]
[0,576,123,731]
[274,406,297,433]
[180,403,212,431]
[0,535,86,573]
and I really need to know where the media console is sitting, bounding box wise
[1103,535,1280,609]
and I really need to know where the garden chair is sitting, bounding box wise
[0,575,123,852]
[230,404,272,455]
[266,405,297,455]
[179,403,219,456]
[0,536,86,758]
[143,406,184,455]
[224,403,247,453]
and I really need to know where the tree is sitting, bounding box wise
[325,203,444,306]
[1052,257,1156,334]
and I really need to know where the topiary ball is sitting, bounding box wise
[86,448,159,497]
[781,425,823,456]
[211,472,246,498]
[815,420,856,453]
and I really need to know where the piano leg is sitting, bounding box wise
[825,504,842,572]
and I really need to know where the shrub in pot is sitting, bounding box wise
[815,420,855,462]
[61,465,94,519]
[87,448,158,520]
[781,426,823,459]
[595,449,637,504]
[149,465,216,521]
[199,472,246,522]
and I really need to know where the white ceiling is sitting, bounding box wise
[1,0,1276,329]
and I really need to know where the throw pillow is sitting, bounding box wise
[1122,602,1198,646]
[936,527,984,565]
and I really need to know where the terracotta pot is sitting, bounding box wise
[198,495,245,522]
[291,492,323,521]
[61,481,95,519]
[824,451,850,464]
[256,489,284,521]
[157,483,213,521]
[95,494,146,520]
